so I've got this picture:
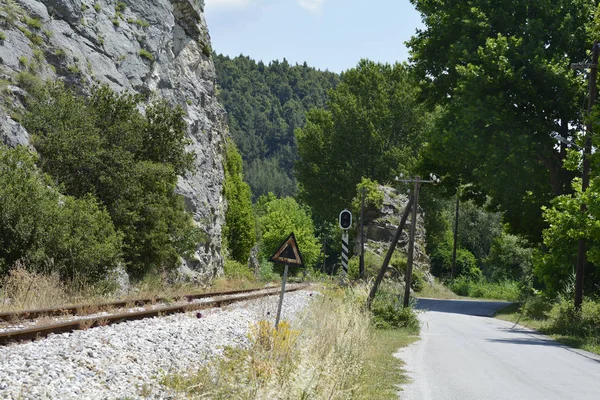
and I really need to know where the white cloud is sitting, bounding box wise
[205,0,250,9]
[297,0,325,13]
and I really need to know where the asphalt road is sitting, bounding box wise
[397,298,600,400]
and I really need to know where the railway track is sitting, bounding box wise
[0,284,308,345]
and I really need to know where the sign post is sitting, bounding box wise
[339,209,352,278]
[270,233,304,329]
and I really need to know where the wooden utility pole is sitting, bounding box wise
[451,192,460,280]
[366,196,414,310]
[573,41,599,310]
[403,178,421,308]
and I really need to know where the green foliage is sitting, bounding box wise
[351,178,384,222]
[255,194,320,269]
[371,288,420,331]
[348,252,383,281]
[296,60,428,224]
[24,17,42,30]
[223,139,256,263]
[115,2,127,12]
[23,83,200,279]
[94,3,101,12]
[223,258,254,280]
[409,0,588,241]
[138,49,154,62]
[430,237,481,280]
[0,31,6,41]
[213,54,340,199]
[484,233,533,281]
[0,145,122,282]
[450,277,520,301]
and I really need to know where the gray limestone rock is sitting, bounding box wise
[0,0,228,283]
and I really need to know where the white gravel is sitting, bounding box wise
[0,289,314,399]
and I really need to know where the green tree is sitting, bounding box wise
[255,194,320,269]
[23,83,200,279]
[223,139,256,263]
[295,60,428,224]
[0,145,122,282]
[213,54,340,199]
[409,0,590,241]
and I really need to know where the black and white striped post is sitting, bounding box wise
[339,209,352,278]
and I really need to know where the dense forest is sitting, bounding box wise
[213,54,340,199]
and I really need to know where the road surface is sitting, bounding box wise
[397,298,600,400]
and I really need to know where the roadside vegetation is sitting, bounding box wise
[496,295,600,355]
[162,283,420,399]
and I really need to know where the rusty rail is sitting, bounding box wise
[0,285,308,345]
[0,286,280,322]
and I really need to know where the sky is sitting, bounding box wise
[203,0,424,73]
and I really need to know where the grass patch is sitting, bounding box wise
[24,17,42,30]
[162,284,420,398]
[450,276,520,301]
[418,278,463,299]
[496,297,600,355]
[357,329,418,399]
[138,49,154,62]
[94,3,101,12]
[0,31,6,41]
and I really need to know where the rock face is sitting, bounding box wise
[356,185,433,282]
[0,0,227,281]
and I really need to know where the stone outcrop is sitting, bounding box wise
[356,185,433,283]
[0,0,227,282]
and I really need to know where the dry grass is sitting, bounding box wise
[162,284,419,399]
[0,264,267,314]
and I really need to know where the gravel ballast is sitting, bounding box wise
[0,289,314,399]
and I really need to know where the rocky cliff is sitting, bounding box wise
[356,185,433,283]
[0,0,227,281]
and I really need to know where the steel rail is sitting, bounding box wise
[0,285,308,345]
[0,286,280,322]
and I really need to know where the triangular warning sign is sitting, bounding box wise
[270,232,304,267]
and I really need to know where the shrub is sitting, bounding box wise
[23,83,199,280]
[115,1,127,12]
[450,277,520,301]
[0,31,6,41]
[522,295,553,320]
[24,17,42,30]
[351,177,384,221]
[138,49,154,62]
[255,194,320,271]
[94,3,101,12]
[223,258,254,281]
[371,287,419,331]
[347,251,383,280]
[0,145,122,282]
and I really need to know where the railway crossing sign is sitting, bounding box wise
[270,232,304,329]
[270,232,304,267]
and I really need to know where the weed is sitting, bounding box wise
[43,29,52,38]
[138,49,154,62]
[18,56,28,66]
[94,3,101,12]
[115,2,127,12]
[54,48,66,57]
[24,17,42,30]
[0,31,6,41]
[67,64,80,74]
[450,276,520,301]
[111,17,119,26]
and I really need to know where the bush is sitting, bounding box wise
[351,177,384,221]
[138,49,154,62]
[223,258,254,281]
[371,284,420,331]
[255,194,320,270]
[430,241,481,280]
[23,83,199,280]
[0,145,122,282]
[450,277,520,301]
[522,295,553,320]
[347,252,383,280]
